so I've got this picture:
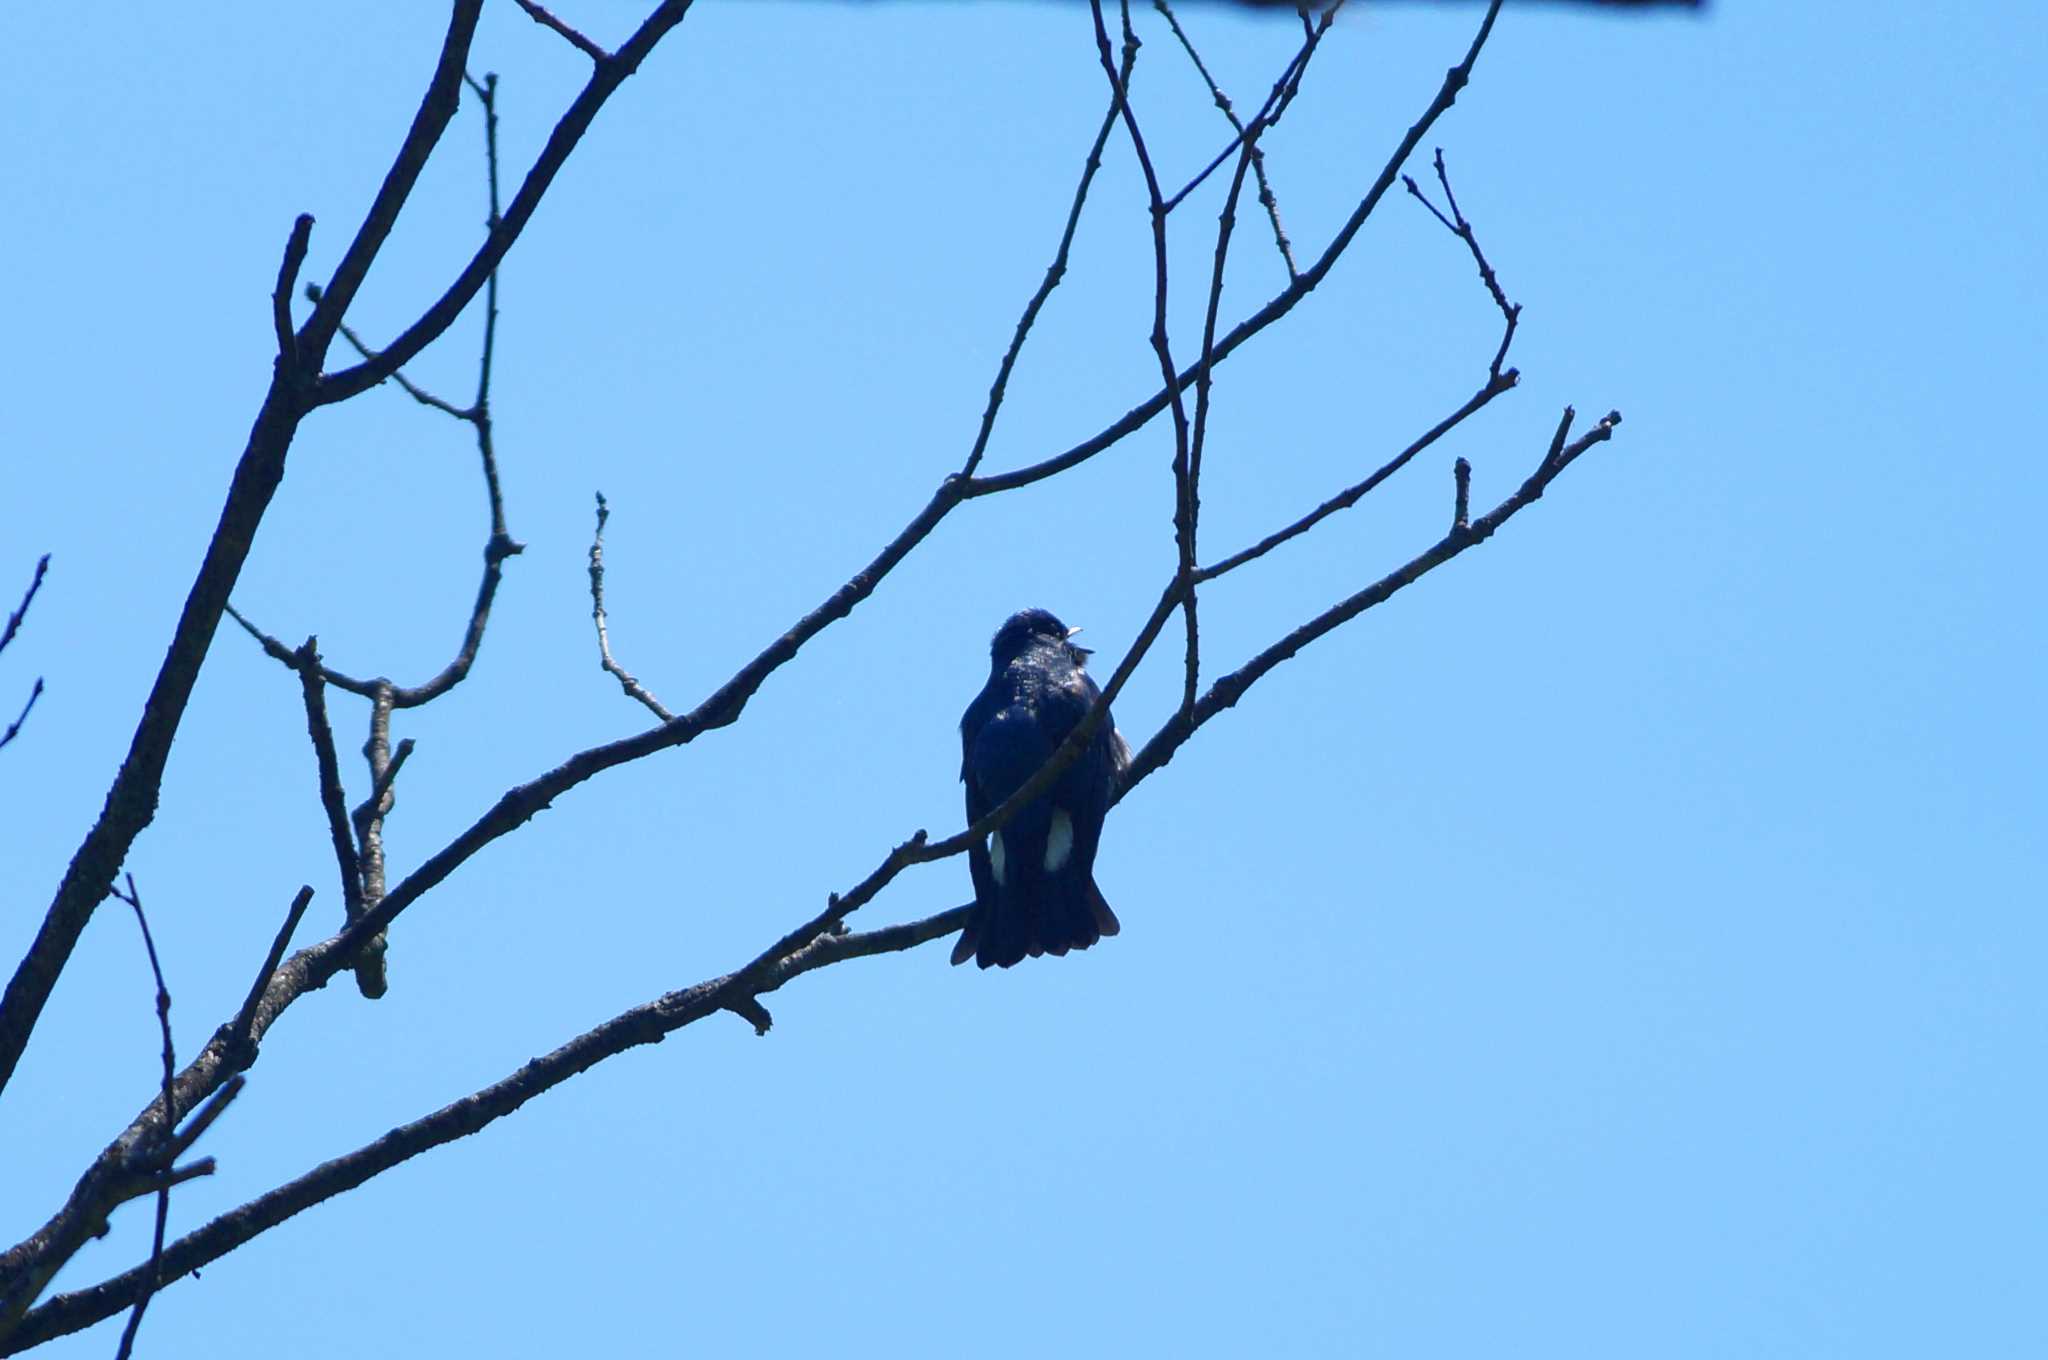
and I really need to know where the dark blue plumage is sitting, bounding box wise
[952,608,1127,969]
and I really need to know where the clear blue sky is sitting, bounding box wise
[4,2,2043,1356]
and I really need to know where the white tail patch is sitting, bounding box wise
[989,832,1007,886]
[1044,810,1073,872]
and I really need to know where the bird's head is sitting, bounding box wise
[989,608,1088,668]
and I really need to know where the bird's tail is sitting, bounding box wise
[951,876,1119,969]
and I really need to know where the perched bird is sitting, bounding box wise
[953,608,1128,969]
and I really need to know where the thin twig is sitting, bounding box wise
[970,0,1499,500]
[348,687,397,999]
[1126,408,1624,794]
[1154,0,1299,277]
[1091,0,1204,717]
[1197,366,1518,585]
[0,554,49,657]
[108,874,174,1360]
[290,640,364,933]
[0,680,41,756]
[314,1,698,406]
[1264,4,1335,130]
[1452,456,1473,532]
[351,737,416,841]
[469,72,504,415]
[284,288,526,704]
[960,39,1132,479]
[298,1,488,373]
[0,555,49,755]
[106,880,175,1146]
[1404,148,1520,378]
[238,77,525,711]
[1159,5,1336,218]
[307,282,474,417]
[511,0,609,62]
[165,1079,244,1163]
[271,214,314,384]
[230,66,520,1005]
[230,888,315,1058]
[586,495,675,721]
[1179,106,1270,713]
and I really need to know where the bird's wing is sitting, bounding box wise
[959,681,1001,784]
[958,682,1007,919]
[1048,670,1118,874]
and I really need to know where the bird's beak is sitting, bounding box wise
[1066,625,1092,656]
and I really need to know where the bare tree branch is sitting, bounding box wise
[586,495,675,722]
[222,0,1498,1072]
[1405,147,1520,378]
[968,0,1504,497]
[229,275,527,712]
[1178,66,1299,714]
[298,2,487,371]
[0,552,46,750]
[1092,0,1206,716]
[0,680,41,756]
[0,0,491,1102]
[2,384,1623,1350]
[24,2,1523,1238]
[229,888,315,1060]
[1157,3,1334,222]
[106,877,173,1360]
[234,73,522,724]
[0,555,49,660]
[0,880,235,1340]
[0,904,973,1353]
[1195,370,1514,583]
[226,72,520,999]
[5,10,737,1315]
[348,686,397,998]
[1155,0,1303,277]
[315,2,699,405]
[288,641,371,973]
[1125,407,1623,791]
[351,736,416,850]
[270,214,313,382]
[0,2,1644,1348]
[960,36,1133,480]
[511,0,610,62]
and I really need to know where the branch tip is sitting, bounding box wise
[231,887,315,1055]
[726,996,773,1036]
[511,0,610,62]
[586,496,676,722]
[272,214,314,380]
